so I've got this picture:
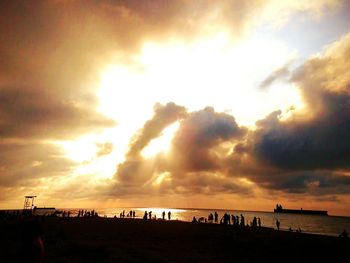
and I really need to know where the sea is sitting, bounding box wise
[60,207,350,237]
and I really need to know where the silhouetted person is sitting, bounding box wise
[339,230,348,238]
[21,220,45,263]
[168,211,171,220]
[252,217,257,228]
[222,213,229,225]
[149,211,152,220]
[214,212,218,223]
[133,211,136,218]
[143,211,148,220]
[208,213,214,223]
[162,211,166,220]
[258,217,261,227]
[192,216,197,223]
[240,214,245,227]
[276,219,280,230]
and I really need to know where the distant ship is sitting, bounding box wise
[274,204,328,216]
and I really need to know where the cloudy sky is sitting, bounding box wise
[1,0,350,215]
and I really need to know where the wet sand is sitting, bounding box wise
[1,217,349,262]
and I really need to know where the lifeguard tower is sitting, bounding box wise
[23,195,36,212]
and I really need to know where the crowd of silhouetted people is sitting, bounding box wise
[76,209,98,218]
[192,212,262,229]
[118,210,136,218]
[141,210,172,220]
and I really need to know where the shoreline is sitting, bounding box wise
[2,208,349,237]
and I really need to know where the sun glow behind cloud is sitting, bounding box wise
[98,33,303,127]
[141,122,180,158]
[51,31,307,193]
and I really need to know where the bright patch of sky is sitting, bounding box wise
[255,3,350,59]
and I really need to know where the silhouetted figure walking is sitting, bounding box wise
[168,211,171,220]
[240,214,245,227]
[276,219,280,230]
[258,217,261,227]
[214,212,218,223]
[222,213,229,225]
[143,211,148,220]
[162,211,166,220]
[149,211,152,220]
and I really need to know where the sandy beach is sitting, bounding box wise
[1,216,349,262]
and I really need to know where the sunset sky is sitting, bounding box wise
[1,0,350,216]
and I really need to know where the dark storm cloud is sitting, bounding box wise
[256,170,350,195]
[252,94,350,170]
[233,32,350,196]
[253,33,350,171]
[112,105,247,195]
[170,107,246,172]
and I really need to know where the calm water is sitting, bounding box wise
[61,207,350,237]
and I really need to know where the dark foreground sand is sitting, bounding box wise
[1,217,349,262]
